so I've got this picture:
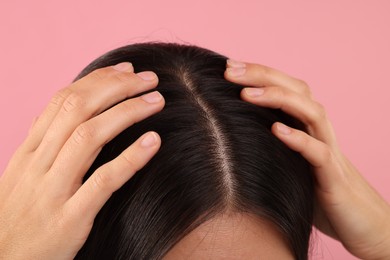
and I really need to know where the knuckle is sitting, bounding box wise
[73,123,96,144]
[50,88,72,107]
[62,92,86,112]
[88,67,110,81]
[307,89,314,99]
[119,153,139,173]
[277,87,288,99]
[306,101,327,125]
[313,102,327,121]
[319,144,334,164]
[253,64,271,79]
[272,87,288,108]
[120,100,138,119]
[91,170,114,192]
[110,72,134,87]
[297,79,309,87]
[294,131,310,150]
[296,79,311,94]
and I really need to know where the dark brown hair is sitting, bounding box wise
[74,42,314,260]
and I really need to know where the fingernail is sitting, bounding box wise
[227,59,246,68]
[137,71,156,81]
[141,91,162,104]
[113,62,133,71]
[226,67,246,77]
[141,132,158,147]
[244,88,264,97]
[276,123,292,135]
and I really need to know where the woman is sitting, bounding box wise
[0,43,389,259]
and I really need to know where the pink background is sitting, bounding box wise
[1,1,389,259]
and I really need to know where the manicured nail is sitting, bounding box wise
[226,67,246,77]
[141,91,162,103]
[227,59,246,68]
[141,132,158,147]
[244,88,264,97]
[113,62,133,71]
[137,71,156,81]
[276,123,292,135]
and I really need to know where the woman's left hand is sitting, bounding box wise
[224,59,390,260]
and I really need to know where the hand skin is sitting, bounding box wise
[224,59,390,260]
[0,62,165,260]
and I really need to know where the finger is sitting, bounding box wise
[271,122,345,193]
[241,86,339,148]
[22,62,134,153]
[33,67,159,172]
[64,131,161,223]
[47,91,165,197]
[225,60,311,95]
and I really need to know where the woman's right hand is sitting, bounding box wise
[225,59,390,260]
[0,62,165,260]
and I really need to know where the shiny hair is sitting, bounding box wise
[74,42,314,260]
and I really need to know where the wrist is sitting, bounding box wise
[369,222,390,260]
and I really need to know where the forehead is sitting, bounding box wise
[163,212,294,260]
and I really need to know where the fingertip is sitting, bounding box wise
[240,87,267,107]
[242,87,265,98]
[224,69,233,80]
[226,59,247,68]
[150,131,162,144]
[140,131,161,148]
[112,62,134,72]
[240,88,252,102]
[140,91,164,104]
[225,67,247,78]
[137,71,160,89]
[271,122,303,155]
[273,122,292,135]
[136,71,158,81]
